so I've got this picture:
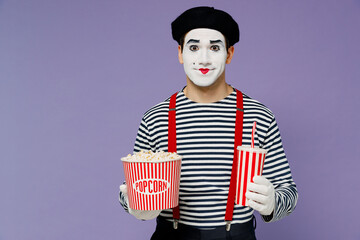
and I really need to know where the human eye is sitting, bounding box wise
[210,45,220,51]
[189,45,199,52]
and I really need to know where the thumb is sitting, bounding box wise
[120,184,128,195]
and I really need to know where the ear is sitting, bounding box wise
[226,46,235,64]
[178,45,184,64]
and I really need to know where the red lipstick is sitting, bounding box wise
[199,68,209,74]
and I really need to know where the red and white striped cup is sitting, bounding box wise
[235,146,267,206]
[121,158,182,211]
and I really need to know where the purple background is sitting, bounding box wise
[1,0,359,239]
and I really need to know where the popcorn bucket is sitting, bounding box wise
[235,122,267,206]
[121,157,182,211]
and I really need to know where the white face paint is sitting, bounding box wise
[182,28,228,87]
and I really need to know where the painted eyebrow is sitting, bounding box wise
[186,39,200,45]
[210,40,224,45]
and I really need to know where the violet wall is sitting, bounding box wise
[1,0,359,239]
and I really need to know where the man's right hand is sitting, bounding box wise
[119,184,161,220]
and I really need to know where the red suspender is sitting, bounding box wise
[168,93,177,153]
[225,89,244,230]
[168,90,244,230]
[168,92,180,228]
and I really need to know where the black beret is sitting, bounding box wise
[171,6,240,46]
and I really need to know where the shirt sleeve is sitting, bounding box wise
[119,118,152,212]
[261,116,298,222]
[133,117,152,153]
[119,182,129,213]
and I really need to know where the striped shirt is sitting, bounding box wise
[119,88,298,228]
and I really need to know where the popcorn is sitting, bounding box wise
[122,150,181,162]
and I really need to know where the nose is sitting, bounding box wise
[198,49,211,67]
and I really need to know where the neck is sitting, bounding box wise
[184,73,233,103]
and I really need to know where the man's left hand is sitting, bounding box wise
[245,175,275,216]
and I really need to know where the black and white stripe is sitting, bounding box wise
[120,89,297,228]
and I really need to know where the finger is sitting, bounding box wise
[253,175,270,186]
[129,209,144,220]
[246,191,267,204]
[149,210,162,219]
[130,209,161,220]
[247,182,268,195]
[247,199,264,212]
